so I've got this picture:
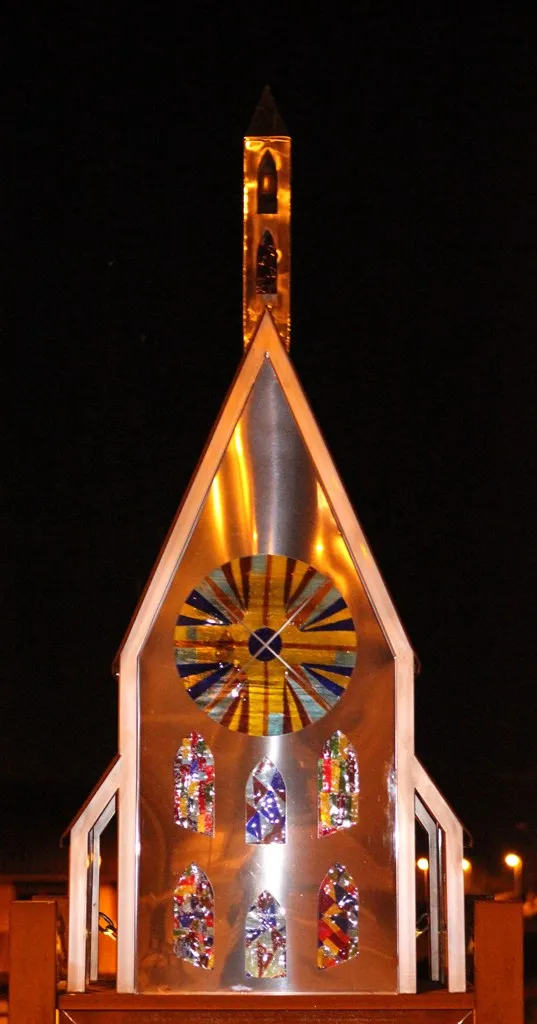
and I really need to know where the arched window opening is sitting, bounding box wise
[173,863,215,970]
[257,150,278,214]
[256,230,278,297]
[318,730,358,837]
[245,890,286,978]
[317,863,358,969]
[174,732,214,836]
[245,757,286,844]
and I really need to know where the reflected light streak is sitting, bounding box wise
[245,138,265,153]
[322,537,350,603]
[211,474,225,552]
[316,482,329,511]
[259,735,285,903]
[332,534,358,586]
[234,423,252,537]
[314,484,330,562]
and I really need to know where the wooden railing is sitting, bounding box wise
[8,898,524,1023]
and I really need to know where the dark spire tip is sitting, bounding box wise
[247,85,288,136]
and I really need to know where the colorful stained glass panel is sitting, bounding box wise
[317,863,358,969]
[246,757,286,844]
[173,864,214,970]
[175,554,357,736]
[245,890,286,978]
[174,732,215,836]
[318,730,358,837]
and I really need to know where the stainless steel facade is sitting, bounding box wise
[137,360,397,993]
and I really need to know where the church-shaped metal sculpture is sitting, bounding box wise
[66,88,465,996]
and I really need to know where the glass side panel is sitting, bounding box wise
[245,757,286,844]
[317,863,359,970]
[137,361,397,992]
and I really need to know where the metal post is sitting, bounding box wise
[474,900,523,1024]
[9,900,57,1024]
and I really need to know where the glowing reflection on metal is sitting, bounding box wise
[243,135,291,350]
[137,361,396,993]
[233,423,252,536]
[211,474,225,557]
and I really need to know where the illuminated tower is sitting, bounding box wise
[66,91,465,998]
[243,86,291,350]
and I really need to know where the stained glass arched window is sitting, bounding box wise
[174,732,214,836]
[173,864,214,970]
[318,730,358,837]
[245,890,286,978]
[246,757,286,844]
[256,230,278,296]
[317,863,358,969]
[257,150,278,214]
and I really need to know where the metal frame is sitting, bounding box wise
[415,792,443,983]
[68,758,121,991]
[87,794,117,982]
[413,758,465,991]
[66,311,465,993]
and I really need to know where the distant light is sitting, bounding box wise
[417,857,429,871]
[505,853,522,868]
[462,858,471,873]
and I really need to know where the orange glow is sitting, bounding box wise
[316,482,329,511]
[211,474,224,548]
[243,136,291,351]
[233,423,252,536]
[462,858,471,873]
[505,853,522,868]
[234,422,244,459]
[417,858,429,871]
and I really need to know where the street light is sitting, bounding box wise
[417,857,429,901]
[505,853,523,898]
[462,858,471,873]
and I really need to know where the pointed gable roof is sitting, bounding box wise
[116,310,414,673]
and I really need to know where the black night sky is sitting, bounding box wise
[5,13,537,868]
